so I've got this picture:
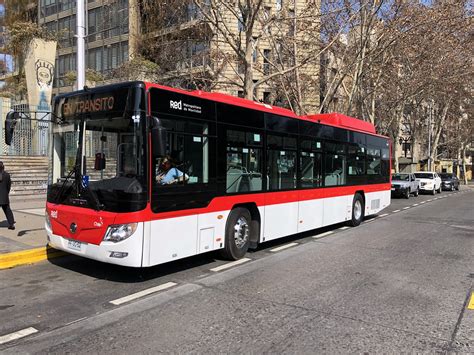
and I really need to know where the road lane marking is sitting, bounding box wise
[110,282,178,305]
[210,258,251,272]
[339,226,350,230]
[420,201,426,204]
[392,210,401,213]
[403,207,410,210]
[270,242,299,252]
[468,293,474,310]
[412,204,419,206]
[313,231,334,238]
[378,213,389,217]
[0,327,38,345]
[427,199,433,202]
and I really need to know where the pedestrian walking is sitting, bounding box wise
[0,161,15,230]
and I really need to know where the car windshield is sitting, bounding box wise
[439,173,452,179]
[392,173,409,181]
[414,173,434,179]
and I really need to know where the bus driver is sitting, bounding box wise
[156,156,187,185]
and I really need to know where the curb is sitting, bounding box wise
[0,246,66,270]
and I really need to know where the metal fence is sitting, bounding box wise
[0,100,52,156]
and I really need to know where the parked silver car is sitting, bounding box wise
[391,173,420,199]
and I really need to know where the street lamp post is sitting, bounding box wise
[76,0,86,90]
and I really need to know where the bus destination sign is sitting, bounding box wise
[63,96,115,116]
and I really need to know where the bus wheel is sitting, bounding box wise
[349,193,364,227]
[221,207,251,260]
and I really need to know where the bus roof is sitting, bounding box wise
[55,81,385,139]
[304,113,377,135]
[144,82,299,118]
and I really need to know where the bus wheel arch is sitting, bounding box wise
[231,203,260,249]
[349,191,365,227]
[220,203,260,260]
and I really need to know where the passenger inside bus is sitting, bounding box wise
[156,155,188,185]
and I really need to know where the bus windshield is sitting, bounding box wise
[47,84,148,212]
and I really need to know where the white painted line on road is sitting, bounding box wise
[426,199,433,202]
[110,282,178,306]
[270,242,299,252]
[392,209,401,213]
[339,226,350,230]
[210,258,251,272]
[378,213,389,217]
[364,219,375,223]
[17,208,45,216]
[420,201,426,204]
[403,207,410,210]
[0,327,38,345]
[412,204,419,206]
[312,231,334,238]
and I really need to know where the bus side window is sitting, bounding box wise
[226,130,263,193]
[324,142,346,186]
[367,147,381,175]
[267,134,297,191]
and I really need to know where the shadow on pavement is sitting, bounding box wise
[46,248,220,283]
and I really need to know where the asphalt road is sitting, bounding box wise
[1,189,473,353]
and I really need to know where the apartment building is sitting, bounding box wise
[38,0,320,113]
[38,0,131,94]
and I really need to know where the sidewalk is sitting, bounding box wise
[0,195,65,269]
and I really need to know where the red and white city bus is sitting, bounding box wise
[42,81,391,267]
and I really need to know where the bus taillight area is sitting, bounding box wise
[45,203,145,267]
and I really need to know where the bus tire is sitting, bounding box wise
[349,193,364,227]
[221,207,251,260]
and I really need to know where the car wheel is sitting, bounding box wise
[221,207,251,260]
[437,185,442,193]
[431,187,436,195]
[451,185,455,191]
[404,189,410,199]
[414,188,419,197]
[349,193,365,227]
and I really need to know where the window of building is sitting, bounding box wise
[276,0,282,11]
[263,49,271,74]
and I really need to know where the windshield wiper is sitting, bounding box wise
[55,164,78,203]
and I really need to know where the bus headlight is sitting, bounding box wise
[103,223,138,243]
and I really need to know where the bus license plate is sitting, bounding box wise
[67,240,83,251]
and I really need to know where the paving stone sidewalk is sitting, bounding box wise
[0,196,47,255]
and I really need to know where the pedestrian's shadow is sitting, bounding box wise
[0,220,10,228]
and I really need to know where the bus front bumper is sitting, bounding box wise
[46,222,144,267]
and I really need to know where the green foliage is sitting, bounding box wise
[6,21,57,59]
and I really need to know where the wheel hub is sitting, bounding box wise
[354,200,362,220]
[233,216,249,249]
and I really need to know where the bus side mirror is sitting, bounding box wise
[150,116,167,157]
[5,111,19,146]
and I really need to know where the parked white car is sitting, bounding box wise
[414,172,442,195]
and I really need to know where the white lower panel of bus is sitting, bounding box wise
[47,222,145,267]
[47,190,390,267]
[145,210,231,267]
